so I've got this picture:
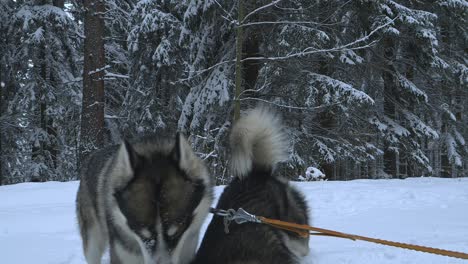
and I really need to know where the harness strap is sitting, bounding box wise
[211,207,468,260]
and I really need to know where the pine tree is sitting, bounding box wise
[337,1,446,179]
[228,1,384,179]
[2,0,466,184]
[127,0,235,182]
[0,0,15,184]
[7,0,82,182]
[430,1,468,177]
[126,0,188,135]
[102,0,133,142]
[0,0,24,184]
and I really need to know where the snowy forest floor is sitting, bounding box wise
[0,178,467,263]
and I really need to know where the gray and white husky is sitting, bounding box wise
[193,107,310,264]
[76,133,212,264]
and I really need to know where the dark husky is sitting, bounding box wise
[76,133,213,264]
[193,107,310,264]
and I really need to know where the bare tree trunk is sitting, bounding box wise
[441,97,452,178]
[80,0,106,162]
[0,63,3,185]
[316,59,337,180]
[441,143,451,178]
[53,0,64,7]
[0,17,12,185]
[243,33,260,97]
[234,0,244,121]
[382,37,398,178]
[47,79,58,171]
[0,135,2,185]
[402,44,417,178]
[46,0,62,173]
[31,44,48,182]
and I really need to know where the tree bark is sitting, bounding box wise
[30,0,63,181]
[0,60,3,185]
[233,0,244,121]
[316,59,337,180]
[80,0,106,162]
[31,43,48,181]
[382,37,398,178]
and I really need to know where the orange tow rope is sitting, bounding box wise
[259,216,468,260]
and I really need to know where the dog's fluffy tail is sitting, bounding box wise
[229,107,288,179]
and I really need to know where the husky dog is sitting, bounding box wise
[193,107,310,264]
[76,133,212,264]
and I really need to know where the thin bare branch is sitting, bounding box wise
[213,0,235,22]
[241,0,284,24]
[173,16,396,83]
[242,41,378,62]
[240,20,340,28]
[239,97,343,111]
[170,59,234,84]
[241,16,398,62]
[238,78,270,97]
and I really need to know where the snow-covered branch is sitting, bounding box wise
[105,72,130,79]
[88,65,111,75]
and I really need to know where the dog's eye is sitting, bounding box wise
[167,224,179,237]
[140,228,152,239]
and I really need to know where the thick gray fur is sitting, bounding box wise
[76,134,213,264]
[193,107,310,264]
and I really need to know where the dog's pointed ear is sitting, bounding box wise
[116,140,142,175]
[173,132,196,172]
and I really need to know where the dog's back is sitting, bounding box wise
[76,134,212,264]
[193,107,310,264]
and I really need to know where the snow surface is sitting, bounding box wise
[0,178,467,263]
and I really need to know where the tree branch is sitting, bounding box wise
[241,16,397,62]
[241,0,284,24]
[240,20,340,28]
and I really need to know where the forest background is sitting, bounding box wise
[0,0,466,185]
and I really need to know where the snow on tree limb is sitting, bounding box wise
[306,72,374,105]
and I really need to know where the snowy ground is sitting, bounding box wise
[0,177,467,263]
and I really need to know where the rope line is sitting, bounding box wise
[210,207,468,260]
[259,216,468,260]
